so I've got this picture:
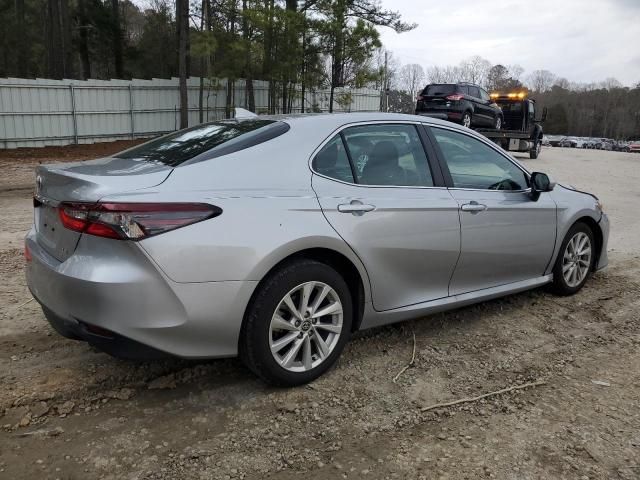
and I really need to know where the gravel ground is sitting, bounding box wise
[0,144,639,480]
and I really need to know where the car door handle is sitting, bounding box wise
[460,202,487,212]
[337,202,376,214]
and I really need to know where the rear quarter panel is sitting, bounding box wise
[100,127,373,301]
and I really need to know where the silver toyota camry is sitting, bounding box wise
[25,113,609,386]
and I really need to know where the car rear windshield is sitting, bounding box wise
[115,119,289,167]
[422,84,457,96]
[496,102,522,113]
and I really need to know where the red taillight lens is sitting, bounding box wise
[24,244,32,261]
[58,202,221,240]
[446,94,464,101]
[416,95,424,101]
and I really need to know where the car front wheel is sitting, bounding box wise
[462,112,472,128]
[551,222,595,295]
[494,116,502,130]
[240,259,353,386]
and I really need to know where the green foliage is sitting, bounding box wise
[0,0,413,114]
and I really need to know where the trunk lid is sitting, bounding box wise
[34,157,172,262]
[417,85,459,111]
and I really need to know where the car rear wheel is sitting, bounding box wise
[462,112,472,128]
[494,116,502,130]
[551,223,595,296]
[240,259,353,386]
[530,139,541,159]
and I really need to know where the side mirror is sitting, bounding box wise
[530,171,555,201]
[535,106,548,123]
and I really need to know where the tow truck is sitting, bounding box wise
[476,91,547,159]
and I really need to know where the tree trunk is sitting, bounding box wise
[177,0,190,128]
[242,0,255,113]
[15,0,27,76]
[46,0,63,78]
[198,0,206,123]
[329,3,346,113]
[263,0,274,113]
[111,0,124,78]
[78,0,91,79]
[60,0,73,77]
[300,14,306,113]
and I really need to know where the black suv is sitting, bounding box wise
[415,82,503,129]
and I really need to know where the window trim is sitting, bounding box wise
[468,86,481,99]
[309,121,446,190]
[424,123,532,193]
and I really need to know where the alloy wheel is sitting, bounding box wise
[562,232,592,287]
[462,113,471,128]
[495,117,502,129]
[269,281,343,372]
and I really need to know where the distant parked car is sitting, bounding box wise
[612,141,629,152]
[596,139,613,151]
[560,137,578,148]
[629,141,640,153]
[547,135,564,147]
[415,82,504,129]
[582,139,597,149]
[542,135,551,146]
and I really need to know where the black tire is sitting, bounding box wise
[529,139,541,159]
[551,222,595,296]
[461,111,472,129]
[239,259,353,386]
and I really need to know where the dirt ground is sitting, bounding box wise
[0,143,639,480]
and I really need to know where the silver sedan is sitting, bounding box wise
[25,113,609,386]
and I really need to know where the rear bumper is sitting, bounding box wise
[25,228,257,359]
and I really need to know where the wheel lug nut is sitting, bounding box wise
[298,333,303,339]
[311,319,317,324]
[294,320,301,327]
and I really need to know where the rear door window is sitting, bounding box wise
[312,136,355,183]
[468,86,481,98]
[341,124,434,187]
[115,119,289,167]
[479,89,490,101]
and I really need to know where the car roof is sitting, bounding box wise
[259,111,460,130]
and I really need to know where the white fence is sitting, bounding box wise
[0,77,382,149]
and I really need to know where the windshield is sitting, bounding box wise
[115,119,289,167]
[423,84,457,96]
[496,102,523,113]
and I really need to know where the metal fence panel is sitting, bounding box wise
[0,77,382,148]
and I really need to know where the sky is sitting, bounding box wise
[378,0,640,86]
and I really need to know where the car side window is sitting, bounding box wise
[459,85,469,95]
[468,86,480,98]
[312,135,355,183]
[432,127,529,191]
[342,124,434,187]
[479,89,490,101]
[528,101,535,120]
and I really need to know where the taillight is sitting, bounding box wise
[416,95,424,101]
[58,202,221,240]
[446,94,464,101]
